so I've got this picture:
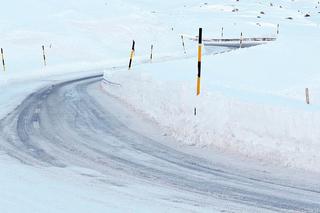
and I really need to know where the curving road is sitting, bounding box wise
[1,75,320,212]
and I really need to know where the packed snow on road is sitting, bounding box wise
[1,0,320,212]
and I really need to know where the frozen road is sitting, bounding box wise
[1,74,320,212]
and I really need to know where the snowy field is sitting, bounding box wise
[1,0,320,212]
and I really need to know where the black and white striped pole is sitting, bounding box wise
[277,24,280,35]
[128,40,135,70]
[221,27,224,37]
[181,35,187,54]
[150,44,153,62]
[42,45,47,67]
[1,48,5,72]
[194,28,203,116]
[305,88,310,104]
[240,32,243,48]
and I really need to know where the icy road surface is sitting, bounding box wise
[1,75,320,212]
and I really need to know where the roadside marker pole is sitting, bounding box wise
[150,44,153,62]
[1,48,5,71]
[240,32,243,48]
[128,40,135,70]
[221,27,224,37]
[42,45,47,67]
[197,28,202,96]
[277,24,280,35]
[305,88,310,104]
[194,28,202,116]
[181,35,187,54]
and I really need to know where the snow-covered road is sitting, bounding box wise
[1,75,320,212]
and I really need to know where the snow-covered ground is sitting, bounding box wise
[103,0,320,173]
[2,0,320,212]
[2,76,320,212]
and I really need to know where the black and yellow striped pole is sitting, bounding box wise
[196,28,202,96]
[42,45,47,67]
[150,44,153,61]
[194,28,202,116]
[128,40,135,70]
[1,48,5,71]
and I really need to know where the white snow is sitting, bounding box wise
[102,0,320,173]
[2,0,320,212]
[0,155,213,213]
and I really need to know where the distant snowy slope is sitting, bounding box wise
[0,0,188,83]
[2,0,303,83]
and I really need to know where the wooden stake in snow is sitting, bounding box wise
[128,40,135,70]
[150,44,153,62]
[1,48,5,71]
[181,35,187,54]
[42,45,47,67]
[240,32,243,48]
[305,88,310,104]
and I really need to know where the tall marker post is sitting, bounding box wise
[42,45,47,67]
[277,24,280,35]
[197,28,202,96]
[128,40,135,70]
[195,28,202,116]
[221,27,224,37]
[240,32,243,48]
[1,48,5,71]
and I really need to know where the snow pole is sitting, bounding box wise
[42,45,47,67]
[194,28,202,116]
[305,88,310,104]
[197,28,202,96]
[277,24,280,35]
[128,40,135,70]
[221,27,224,37]
[1,48,5,71]
[150,44,153,62]
[240,32,243,48]
[181,35,187,54]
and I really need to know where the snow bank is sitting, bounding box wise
[102,0,320,172]
[102,61,320,173]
